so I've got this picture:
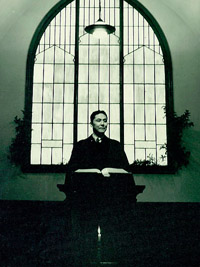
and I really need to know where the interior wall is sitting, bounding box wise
[0,0,200,202]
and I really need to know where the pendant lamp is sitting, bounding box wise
[84,0,116,38]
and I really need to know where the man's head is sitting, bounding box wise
[90,110,108,136]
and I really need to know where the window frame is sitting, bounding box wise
[23,0,174,173]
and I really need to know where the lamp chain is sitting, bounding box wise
[99,0,102,20]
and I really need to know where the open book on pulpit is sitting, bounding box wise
[75,168,128,174]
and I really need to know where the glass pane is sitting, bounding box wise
[124,65,133,83]
[42,140,62,147]
[31,144,41,164]
[43,84,53,103]
[41,148,51,164]
[145,65,154,83]
[63,124,73,143]
[52,148,62,164]
[110,104,120,123]
[34,64,43,83]
[54,65,64,83]
[79,65,88,83]
[157,145,167,165]
[124,145,134,164]
[135,84,144,103]
[145,105,155,123]
[78,84,89,103]
[110,84,120,103]
[53,104,63,123]
[124,84,133,103]
[99,84,109,103]
[42,124,52,140]
[65,64,74,83]
[145,85,155,103]
[32,104,42,123]
[146,125,155,140]
[155,65,165,84]
[135,104,144,123]
[110,46,120,64]
[135,125,145,140]
[78,104,87,123]
[157,125,167,144]
[134,65,144,83]
[144,48,154,64]
[135,149,145,161]
[124,124,134,144]
[110,124,120,142]
[54,84,63,103]
[89,84,98,103]
[64,104,74,123]
[146,148,156,163]
[64,84,74,103]
[53,124,63,139]
[33,84,42,102]
[124,104,134,123]
[43,104,52,123]
[156,105,166,123]
[156,85,166,103]
[110,65,119,83]
[78,124,87,141]
[100,65,109,83]
[63,144,73,164]
[44,64,54,83]
[31,124,41,143]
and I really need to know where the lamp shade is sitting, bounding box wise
[84,18,116,38]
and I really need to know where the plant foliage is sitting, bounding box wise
[8,111,30,169]
[129,110,194,172]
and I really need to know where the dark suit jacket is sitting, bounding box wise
[66,135,130,175]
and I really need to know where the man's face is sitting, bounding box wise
[91,113,108,135]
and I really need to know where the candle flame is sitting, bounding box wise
[98,225,101,236]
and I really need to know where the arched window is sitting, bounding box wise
[25,0,173,173]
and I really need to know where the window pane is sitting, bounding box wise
[64,104,74,123]
[124,84,133,103]
[124,145,134,164]
[42,124,52,140]
[145,105,155,124]
[31,124,41,143]
[53,124,63,139]
[32,104,42,123]
[124,104,134,123]
[31,144,41,164]
[52,148,62,164]
[63,124,73,143]
[43,84,53,103]
[63,144,73,164]
[110,104,120,123]
[54,84,63,103]
[124,124,134,144]
[110,124,120,142]
[135,104,144,123]
[41,148,51,164]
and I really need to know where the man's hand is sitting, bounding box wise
[101,168,110,177]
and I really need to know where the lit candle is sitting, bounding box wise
[98,225,101,242]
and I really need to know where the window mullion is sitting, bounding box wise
[120,0,124,146]
[73,0,80,144]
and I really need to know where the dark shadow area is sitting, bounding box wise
[0,200,200,266]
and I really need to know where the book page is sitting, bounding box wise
[75,168,101,173]
[102,168,128,174]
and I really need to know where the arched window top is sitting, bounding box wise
[25,0,173,173]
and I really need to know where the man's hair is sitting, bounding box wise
[90,110,108,123]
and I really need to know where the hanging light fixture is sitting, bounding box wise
[84,0,116,38]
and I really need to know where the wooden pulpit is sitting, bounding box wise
[57,172,145,204]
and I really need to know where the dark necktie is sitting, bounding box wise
[96,137,102,143]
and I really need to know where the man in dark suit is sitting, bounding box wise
[65,110,130,180]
